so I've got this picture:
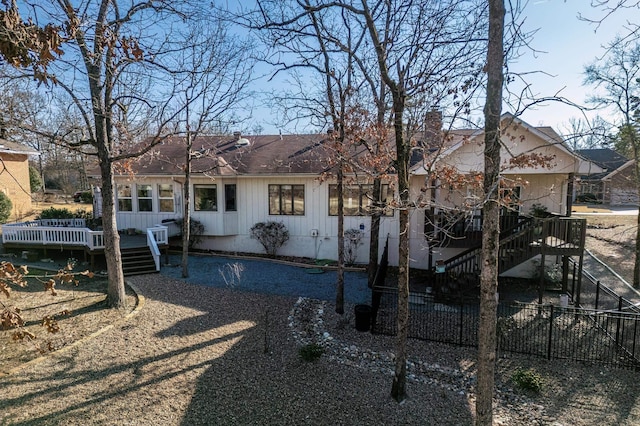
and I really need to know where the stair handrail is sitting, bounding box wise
[146,227,163,271]
[440,215,586,276]
[440,215,534,271]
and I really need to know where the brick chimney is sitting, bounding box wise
[424,110,442,148]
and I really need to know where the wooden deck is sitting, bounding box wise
[1,219,169,271]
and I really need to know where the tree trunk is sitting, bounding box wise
[368,177,382,287]
[476,0,505,424]
[336,159,345,314]
[99,151,126,309]
[182,156,191,278]
[390,98,410,403]
[633,147,640,288]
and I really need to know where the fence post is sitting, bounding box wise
[571,263,577,300]
[547,304,554,360]
[616,297,623,345]
[459,298,464,345]
[595,281,600,310]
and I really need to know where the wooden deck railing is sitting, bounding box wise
[1,220,168,256]
[433,216,587,300]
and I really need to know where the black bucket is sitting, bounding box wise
[354,304,372,332]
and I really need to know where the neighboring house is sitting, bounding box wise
[576,148,637,206]
[0,139,38,220]
[96,112,600,270]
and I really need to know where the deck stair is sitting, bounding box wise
[121,247,157,276]
[434,216,587,300]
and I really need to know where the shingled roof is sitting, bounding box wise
[576,148,628,172]
[129,133,362,177]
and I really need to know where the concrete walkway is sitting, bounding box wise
[579,250,640,311]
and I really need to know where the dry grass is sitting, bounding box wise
[0,267,136,374]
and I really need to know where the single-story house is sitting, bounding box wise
[0,139,38,220]
[96,112,601,270]
[576,148,638,206]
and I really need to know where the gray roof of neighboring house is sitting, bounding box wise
[576,148,628,179]
[0,139,39,155]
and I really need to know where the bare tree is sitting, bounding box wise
[12,1,206,308]
[249,0,488,402]
[476,1,505,424]
[584,38,640,287]
[153,19,255,278]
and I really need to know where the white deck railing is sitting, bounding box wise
[1,221,168,264]
[147,225,169,271]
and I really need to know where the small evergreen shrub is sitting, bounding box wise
[29,166,42,192]
[78,190,93,203]
[0,191,12,223]
[299,343,324,362]
[37,207,91,220]
[174,218,205,249]
[512,368,544,394]
[250,221,289,257]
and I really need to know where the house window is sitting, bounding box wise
[158,184,174,213]
[117,184,132,212]
[137,184,153,212]
[329,184,393,216]
[194,185,217,211]
[269,184,304,215]
[225,184,237,212]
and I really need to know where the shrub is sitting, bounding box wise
[344,228,364,266]
[36,207,91,220]
[0,191,12,223]
[250,221,289,257]
[529,203,550,218]
[77,190,93,203]
[576,193,600,204]
[174,218,205,249]
[512,368,544,394]
[29,166,42,192]
[298,343,324,362]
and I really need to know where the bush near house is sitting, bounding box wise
[36,207,92,221]
[174,218,205,249]
[250,221,289,257]
[0,191,12,224]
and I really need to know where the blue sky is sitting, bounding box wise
[245,1,637,137]
[505,0,636,134]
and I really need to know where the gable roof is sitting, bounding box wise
[576,148,628,173]
[412,113,603,175]
[128,133,388,177]
[0,139,39,156]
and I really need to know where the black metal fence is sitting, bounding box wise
[567,259,640,313]
[371,288,640,369]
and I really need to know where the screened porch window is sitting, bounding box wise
[269,184,304,215]
[137,184,153,212]
[328,184,393,216]
[194,185,217,211]
[158,184,174,212]
[117,184,132,212]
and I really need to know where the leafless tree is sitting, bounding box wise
[584,38,640,287]
[11,0,210,309]
[248,0,489,402]
[151,19,255,278]
[476,1,505,424]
